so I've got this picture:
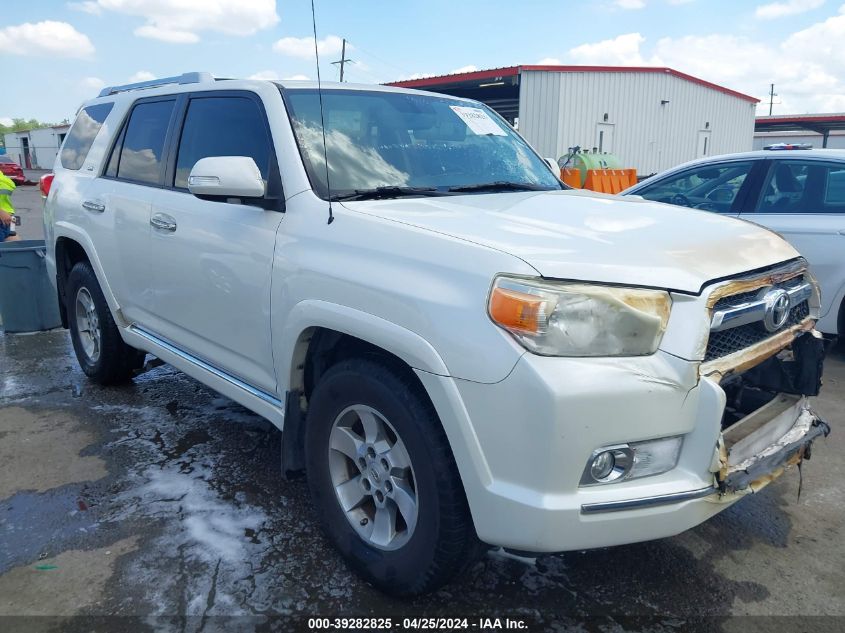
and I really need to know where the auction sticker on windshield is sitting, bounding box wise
[449,105,507,136]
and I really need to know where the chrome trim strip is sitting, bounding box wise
[128,325,283,408]
[710,282,812,332]
[580,486,717,515]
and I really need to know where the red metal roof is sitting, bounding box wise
[756,114,845,125]
[387,65,760,104]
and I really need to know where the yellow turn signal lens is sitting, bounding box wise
[489,287,547,334]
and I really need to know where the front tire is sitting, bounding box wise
[305,357,481,596]
[66,261,144,385]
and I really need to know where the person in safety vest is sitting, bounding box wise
[0,172,19,242]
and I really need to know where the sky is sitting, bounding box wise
[1,0,845,125]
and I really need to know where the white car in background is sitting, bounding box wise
[623,148,845,336]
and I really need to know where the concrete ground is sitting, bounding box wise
[1,324,843,631]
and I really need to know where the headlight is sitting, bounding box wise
[488,276,671,356]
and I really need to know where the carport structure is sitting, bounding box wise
[755,114,845,148]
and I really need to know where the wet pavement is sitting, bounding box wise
[1,329,844,632]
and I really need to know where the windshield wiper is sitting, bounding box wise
[447,181,554,193]
[331,186,446,201]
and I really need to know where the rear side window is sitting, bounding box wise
[174,96,271,189]
[60,103,114,170]
[115,99,175,185]
[824,167,845,206]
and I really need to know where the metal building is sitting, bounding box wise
[3,124,70,170]
[388,65,759,177]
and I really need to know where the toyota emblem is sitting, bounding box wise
[762,289,791,332]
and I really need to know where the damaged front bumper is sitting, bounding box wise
[442,311,831,552]
[712,327,831,495]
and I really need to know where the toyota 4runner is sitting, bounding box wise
[43,72,831,595]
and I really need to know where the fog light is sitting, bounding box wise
[590,451,615,480]
[580,436,682,486]
[582,446,632,485]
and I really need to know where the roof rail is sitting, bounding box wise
[97,72,214,98]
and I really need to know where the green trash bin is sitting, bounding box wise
[0,240,63,333]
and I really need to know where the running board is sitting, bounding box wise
[125,325,284,426]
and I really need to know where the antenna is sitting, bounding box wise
[311,0,334,224]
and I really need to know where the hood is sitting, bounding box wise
[342,189,799,294]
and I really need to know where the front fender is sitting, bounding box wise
[275,299,451,397]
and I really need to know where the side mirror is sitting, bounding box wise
[188,156,265,200]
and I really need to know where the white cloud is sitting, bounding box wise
[536,57,563,65]
[563,7,845,113]
[82,76,106,90]
[68,1,103,14]
[449,64,478,74]
[134,25,198,43]
[0,117,13,127]
[569,33,646,65]
[128,70,156,82]
[273,34,346,59]
[756,0,825,19]
[248,71,309,81]
[80,0,278,43]
[248,70,279,80]
[615,0,646,8]
[0,21,95,58]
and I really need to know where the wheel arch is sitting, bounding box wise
[52,227,124,326]
[277,301,451,477]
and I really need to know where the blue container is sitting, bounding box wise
[0,240,62,333]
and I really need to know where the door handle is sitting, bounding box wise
[82,200,105,213]
[150,214,177,232]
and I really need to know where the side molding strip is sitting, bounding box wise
[128,325,283,408]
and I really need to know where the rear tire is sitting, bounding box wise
[305,357,481,596]
[66,261,145,385]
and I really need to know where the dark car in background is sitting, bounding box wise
[0,155,25,185]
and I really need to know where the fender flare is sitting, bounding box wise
[53,222,125,324]
[276,299,451,393]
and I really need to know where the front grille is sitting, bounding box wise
[705,301,809,361]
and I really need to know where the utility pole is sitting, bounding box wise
[768,83,777,116]
[331,38,354,82]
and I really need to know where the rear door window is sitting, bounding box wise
[115,99,176,186]
[636,161,755,212]
[756,161,845,214]
[60,103,114,170]
[173,96,271,189]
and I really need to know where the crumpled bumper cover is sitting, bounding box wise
[720,411,831,493]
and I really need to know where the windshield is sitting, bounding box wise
[283,88,562,200]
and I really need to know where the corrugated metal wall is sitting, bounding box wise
[518,70,757,176]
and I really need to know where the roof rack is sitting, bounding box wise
[97,72,214,98]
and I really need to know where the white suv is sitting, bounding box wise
[43,73,831,595]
